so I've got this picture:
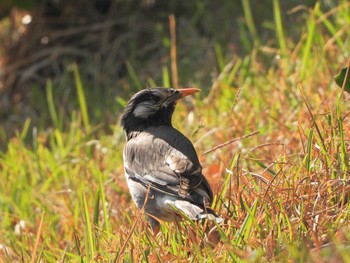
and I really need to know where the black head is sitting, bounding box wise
[121,87,199,137]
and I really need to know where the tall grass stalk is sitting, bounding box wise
[336,101,347,173]
[126,60,142,90]
[20,118,31,140]
[97,167,110,234]
[83,193,95,259]
[273,0,286,55]
[73,64,90,130]
[162,66,171,87]
[46,79,60,130]
[300,2,320,80]
[214,43,226,72]
[305,128,313,172]
[241,0,258,42]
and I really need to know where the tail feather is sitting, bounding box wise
[165,199,223,224]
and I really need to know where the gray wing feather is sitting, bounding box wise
[123,126,212,203]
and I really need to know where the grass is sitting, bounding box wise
[1,0,350,261]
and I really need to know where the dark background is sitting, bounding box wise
[0,0,326,144]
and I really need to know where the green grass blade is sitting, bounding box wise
[98,167,110,234]
[273,0,286,55]
[234,199,258,245]
[300,2,320,79]
[337,101,347,173]
[73,63,90,130]
[116,97,126,108]
[241,0,258,41]
[83,193,95,258]
[126,60,142,90]
[147,77,157,88]
[20,118,31,141]
[250,155,277,176]
[227,58,242,85]
[93,187,100,226]
[305,128,314,172]
[162,66,170,87]
[46,78,60,130]
[214,43,225,71]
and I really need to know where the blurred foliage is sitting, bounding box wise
[0,0,348,146]
[0,0,35,18]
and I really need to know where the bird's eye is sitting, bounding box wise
[150,96,161,103]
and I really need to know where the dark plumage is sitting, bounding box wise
[121,87,221,231]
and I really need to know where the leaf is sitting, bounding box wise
[335,67,350,93]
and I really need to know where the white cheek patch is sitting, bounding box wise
[133,102,159,118]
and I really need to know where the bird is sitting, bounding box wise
[121,87,222,232]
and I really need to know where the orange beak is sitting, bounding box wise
[177,87,201,98]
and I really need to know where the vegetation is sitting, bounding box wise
[0,0,350,261]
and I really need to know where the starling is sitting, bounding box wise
[121,87,222,232]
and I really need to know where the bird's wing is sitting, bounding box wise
[123,128,212,203]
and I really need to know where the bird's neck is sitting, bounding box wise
[123,117,173,140]
[121,106,176,140]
